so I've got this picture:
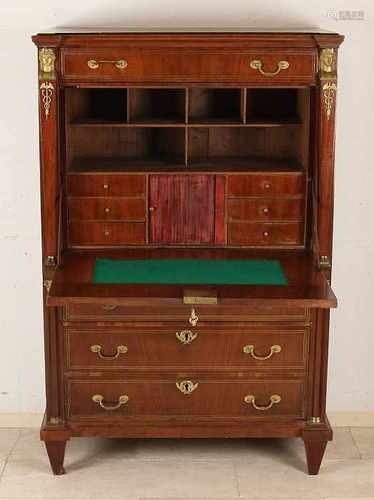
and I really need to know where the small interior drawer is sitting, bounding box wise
[67,378,305,419]
[228,198,304,222]
[67,174,146,197]
[227,174,305,197]
[68,221,146,246]
[228,222,304,246]
[68,198,146,221]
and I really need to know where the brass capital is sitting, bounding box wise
[39,48,56,80]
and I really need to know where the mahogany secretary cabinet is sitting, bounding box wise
[32,28,343,475]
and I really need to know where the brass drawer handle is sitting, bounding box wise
[249,59,289,77]
[176,329,198,345]
[90,344,128,360]
[87,59,128,70]
[101,304,118,311]
[189,308,199,327]
[244,394,281,411]
[243,344,282,360]
[176,379,199,395]
[92,394,129,411]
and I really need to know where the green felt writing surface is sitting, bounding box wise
[92,259,287,285]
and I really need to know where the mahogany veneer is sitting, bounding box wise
[33,29,343,475]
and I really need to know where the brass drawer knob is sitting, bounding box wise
[104,207,111,213]
[243,344,282,360]
[90,344,128,360]
[189,307,199,327]
[249,59,289,77]
[262,207,270,214]
[149,206,155,212]
[244,394,281,411]
[263,231,270,237]
[176,379,199,395]
[92,394,129,411]
[263,182,271,190]
[176,329,198,345]
[87,59,128,70]
[103,230,111,236]
[103,184,109,190]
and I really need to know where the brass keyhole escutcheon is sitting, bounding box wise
[176,380,199,395]
[176,330,198,345]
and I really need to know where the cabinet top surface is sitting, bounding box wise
[35,26,340,35]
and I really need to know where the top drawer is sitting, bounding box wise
[64,303,309,323]
[61,49,316,83]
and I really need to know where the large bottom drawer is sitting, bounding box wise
[66,379,305,419]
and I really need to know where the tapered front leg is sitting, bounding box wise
[45,441,67,475]
[303,437,328,475]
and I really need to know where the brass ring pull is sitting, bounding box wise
[243,344,282,360]
[176,330,198,345]
[101,304,118,311]
[92,394,129,411]
[244,394,281,411]
[189,308,199,327]
[176,379,199,395]
[249,59,289,76]
[90,344,128,360]
[87,59,128,70]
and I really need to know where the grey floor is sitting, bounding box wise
[0,427,373,499]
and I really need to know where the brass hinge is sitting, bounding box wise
[308,416,322,424]
[318,256,331,270]
[45,255,57,267]
[48,416,63,426]
[43,280,52,293]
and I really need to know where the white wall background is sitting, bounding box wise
[0,0,373,415]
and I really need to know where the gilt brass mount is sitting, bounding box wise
[40,82,54,119]
[244,394,281,411]
[183,289,217,305]
[176,380,199,395]
[39,48,56,80]
[243,344,282,360]
[87,59,128,70]
[92,394,129,411]
[189,308,199,327]
[90,344,128,360]
[176,330,198,345]
[320,48,337,79]
[250,59,289,76]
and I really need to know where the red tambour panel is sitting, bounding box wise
[149,175,214,245]
[215,175,226,245]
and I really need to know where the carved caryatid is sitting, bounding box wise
[319,48,337,120]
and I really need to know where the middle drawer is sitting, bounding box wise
[65,325,308,370]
